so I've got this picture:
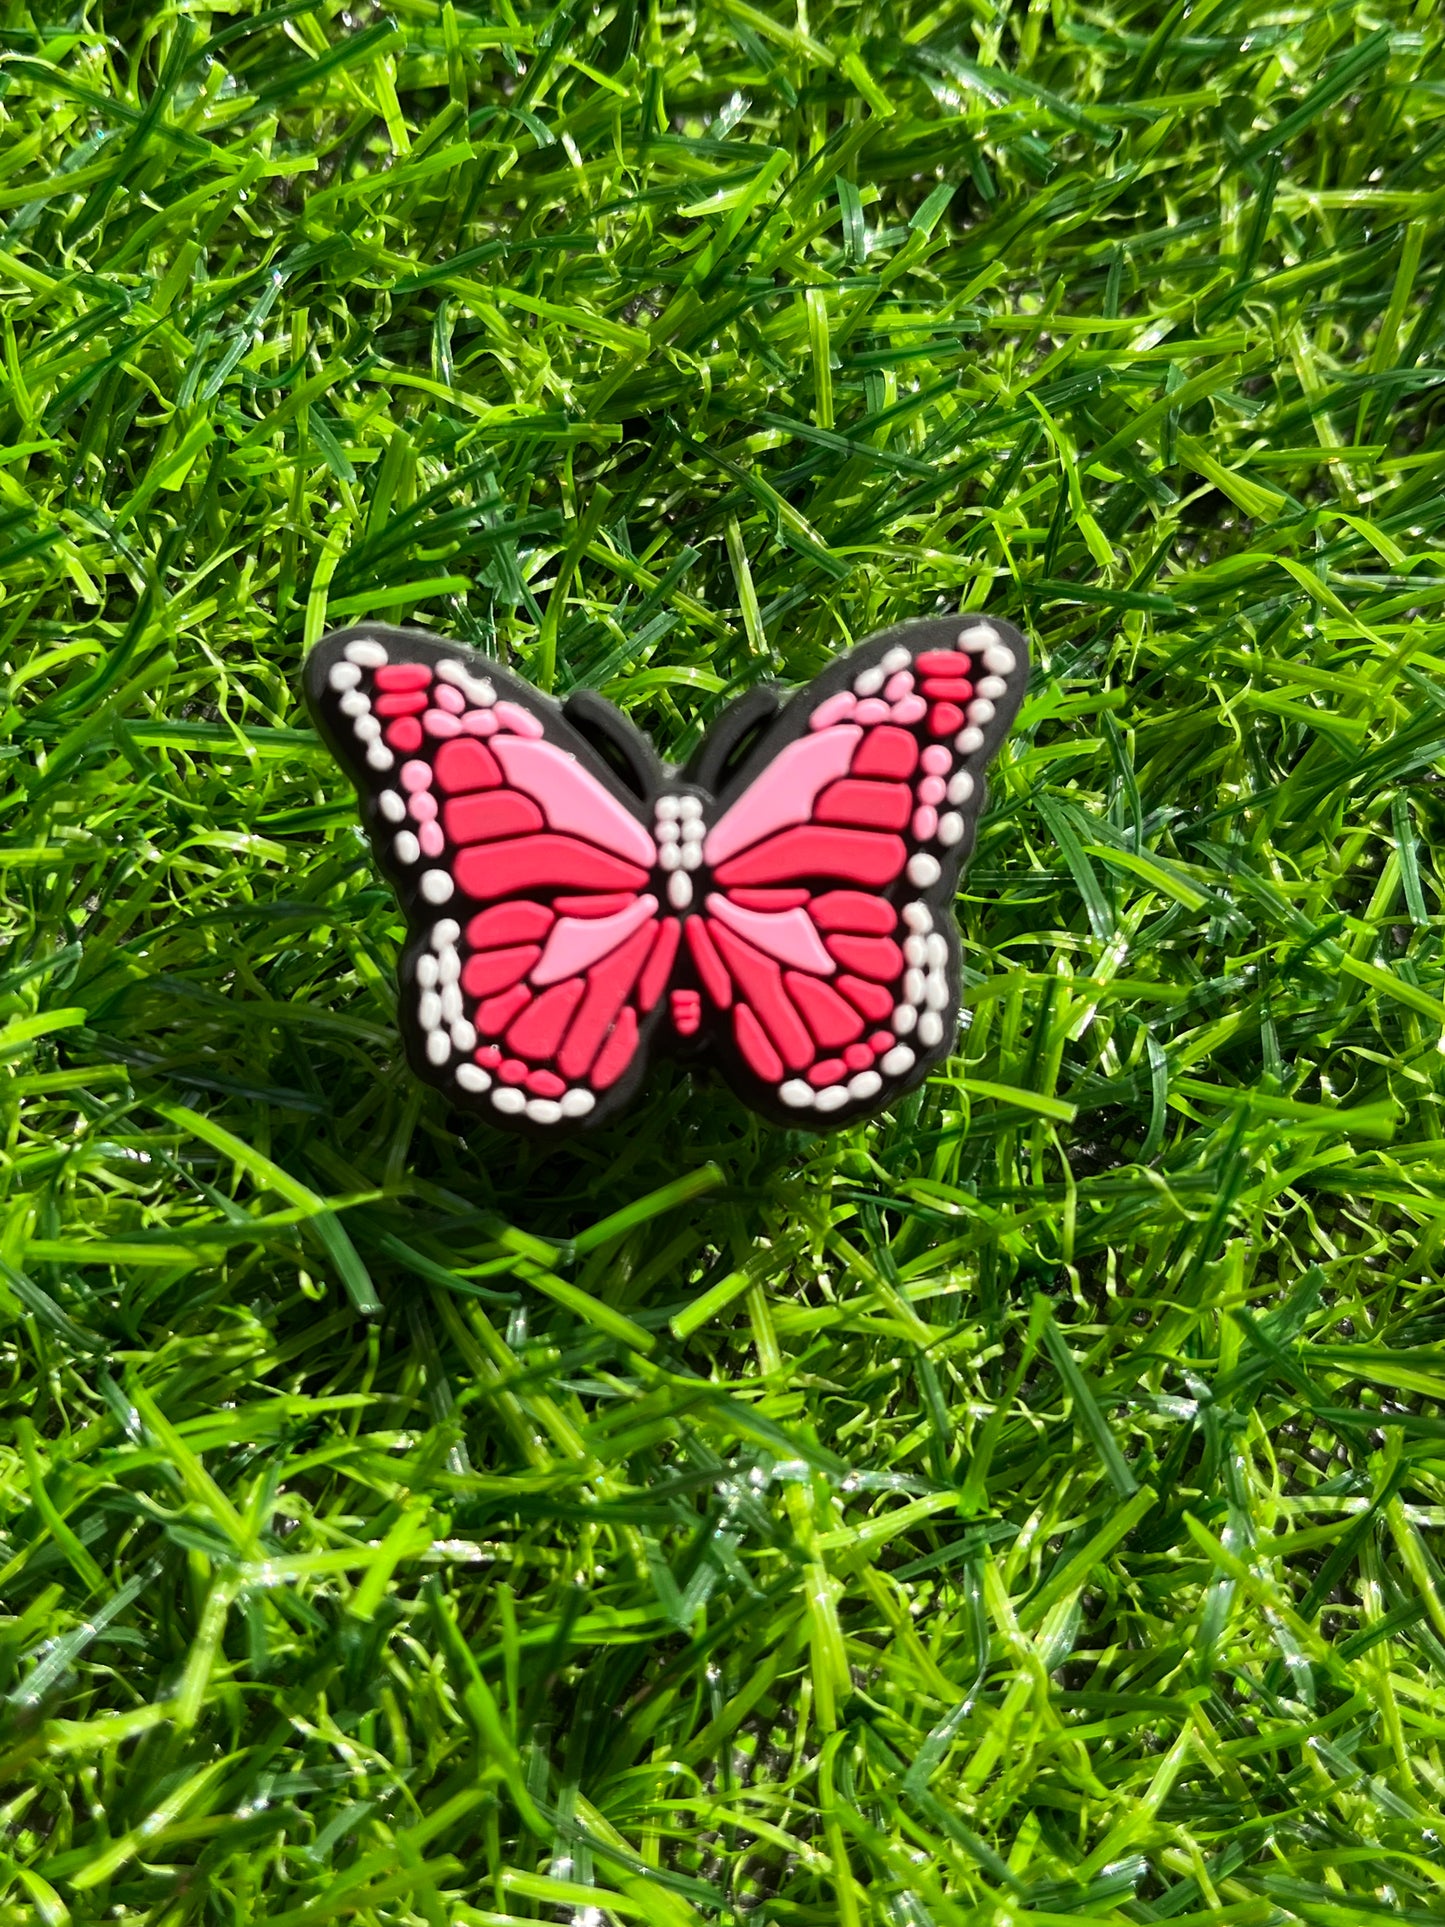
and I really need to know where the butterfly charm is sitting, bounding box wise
[304,615,1028,1134]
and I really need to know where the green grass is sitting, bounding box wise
[3,1,1445,1921]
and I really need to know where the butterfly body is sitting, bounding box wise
[305,615,1028,1134]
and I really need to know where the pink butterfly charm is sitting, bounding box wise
[305,616,1028,1133]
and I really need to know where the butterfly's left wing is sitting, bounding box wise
[305,625,670,1132]
[693,615,1028,1129]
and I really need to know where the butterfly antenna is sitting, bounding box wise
[560,689,664,800]
[684,685,785,795]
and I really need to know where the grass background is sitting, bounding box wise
[4,0,1445,1921]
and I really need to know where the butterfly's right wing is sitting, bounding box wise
[693,615,1028,1128]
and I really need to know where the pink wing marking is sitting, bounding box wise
[493,700,545,738]
[491,736,657,869]
[703,726,861,868]
[809,691,856,730]
[705,892,834,974]
[532,895,659,986]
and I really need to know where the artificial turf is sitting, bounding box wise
[3,1,1445,1921]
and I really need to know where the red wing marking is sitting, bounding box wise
[807,1057,849,1088]
[455,836,649,900]
[735,1004,784,1082]
[922,678,973,702]
[836,974,894,1021]
[556,921,656,1080]
[591,1006,639,1090]
[825,934,904,981]
[915,650,969,676]
[462,944,541,997]
[554,893,639,918]
[685,917,733,1009]
[528,1069,567,1098]
[387,718,423,752]
[929,702,965,736]
[374,663,432,692]
[713,826,907,889]
[375,691,428,716]
[478,985,532,1033]
[434,739,502,793]
[784,972,866,1049]
[467,903,555,949]
[707,924,813,1070]
[810,891,897,934]
[507,979,586,1060]
[815,779,912,830]
[727,888,812,911]
[639,918,681,1011]
[444,790,545,844]
[851,727,918,780]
